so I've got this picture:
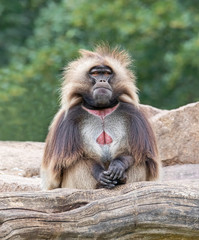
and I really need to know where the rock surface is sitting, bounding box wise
[162,164,199,181]
[151,102,199,166]
[0,141,42,192]
[0,174,40,192]
[0,141,43,177]
[0,102,198,192]
[140,104,168,118]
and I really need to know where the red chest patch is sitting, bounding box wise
[96,131,113,145]
[82,104,119,145]
[82,104,119,119]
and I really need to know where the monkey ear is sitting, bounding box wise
[79,49,98,58]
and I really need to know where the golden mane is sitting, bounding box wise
[61,45,139,110]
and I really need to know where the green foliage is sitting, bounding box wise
[0,0,199,141]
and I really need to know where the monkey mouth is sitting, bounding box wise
[93,87,112,94]
[93,87,113,107]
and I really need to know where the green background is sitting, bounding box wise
[0,0,199,141]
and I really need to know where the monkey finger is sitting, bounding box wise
[110,168,120,179]
[104,169,116,176]
[100,180,117,188]
[103,178,117,185]
[114,169,124,180]
[112,172,119,180]
[99,180,109,186]
[103,171,111,176]
[104,183,116,189]
[109,168,118,179]
[117,171,124,180]
[100,176,115,184]
[99,172,111,182]
[100,179,111,185]
[119,173,127,183]
[103,172,114,180]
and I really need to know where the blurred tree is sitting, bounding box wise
[0,0,199,141]
[0,0,51,66]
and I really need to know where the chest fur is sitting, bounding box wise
[80,105,129,162]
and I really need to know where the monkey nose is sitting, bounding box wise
[99,79,107,82]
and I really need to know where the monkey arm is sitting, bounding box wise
[40,165,62,190]
[118,103,159,180]
[41,105,85,190]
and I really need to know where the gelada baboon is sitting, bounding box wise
[41,45,160,190]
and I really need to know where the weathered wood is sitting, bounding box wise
[0,181,199,240]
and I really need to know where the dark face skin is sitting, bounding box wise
[82,65,118,109]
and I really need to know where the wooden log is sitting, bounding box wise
[0,181,199,240]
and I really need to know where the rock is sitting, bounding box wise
[140,104,168,118]
[0,141,43,192]
[151,102,199,166]
[0,141,44,177]
[162,164,199,181]
[0,174,40,192]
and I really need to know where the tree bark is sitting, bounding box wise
[0,181,199,240]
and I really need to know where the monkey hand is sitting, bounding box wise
[98,171,118,189]
[104,159,127,183]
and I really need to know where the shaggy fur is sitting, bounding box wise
[41,45,160,190]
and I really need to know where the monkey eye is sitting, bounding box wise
[89,66,113,78]
[90,71,99,77]
[90,70,112,77]
[104,71,112,76]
